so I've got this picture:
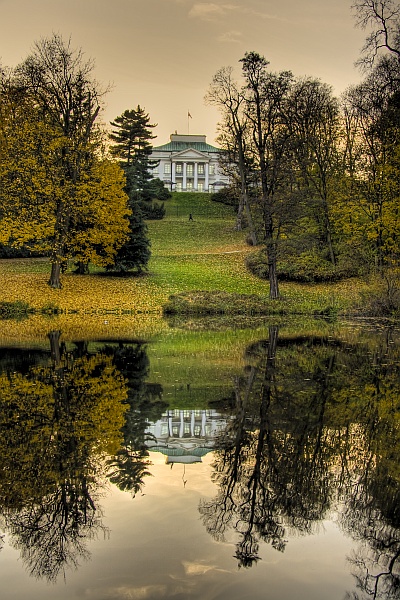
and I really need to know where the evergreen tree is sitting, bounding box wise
[109,106,157,202]
[108,106,157,272]
[106,205,151,274]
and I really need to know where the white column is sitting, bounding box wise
[201,411,206,436]
[168,411,173,437]
[183,162,187,191]
[205,163,209,192]
[171,161,176,186]
[194,162,198,191]
[179,411,184,438]
[190,411,195,436]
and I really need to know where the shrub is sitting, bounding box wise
[0,300,31,319]
[163,290,277,316]
[358,272,400,317]
[246,249,360,283]
[210,186,239,208]
[142,177,172,202]
[139,200,166,220]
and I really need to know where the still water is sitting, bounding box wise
[0,319,399,599]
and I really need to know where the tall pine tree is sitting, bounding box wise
[108,106,155,272]
[109,106,157,201]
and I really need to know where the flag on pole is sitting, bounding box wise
[188,111,192,118]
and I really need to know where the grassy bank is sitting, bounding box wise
[0,193,370,328]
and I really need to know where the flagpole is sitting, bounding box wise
[187,110,192,134]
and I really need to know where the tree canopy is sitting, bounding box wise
[0,34,132,288]
[109,105,157,201]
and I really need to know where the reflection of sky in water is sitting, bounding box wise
[1,451,355,600]
[1,325,399,599]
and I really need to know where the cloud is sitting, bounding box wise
[217,30,243,43]
[81,584,170,599]
[182,560,231,576]
[188,2,287,23]
[188,3,227,21]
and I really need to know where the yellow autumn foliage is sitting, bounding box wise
[68,159,131,266]
[0,87,130,269]
[0,352,128,507]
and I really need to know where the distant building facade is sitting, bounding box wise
[145,409,229,465]
[150,133,230,193]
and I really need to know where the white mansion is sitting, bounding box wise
[145,409,229,465]
[150,133,230,193]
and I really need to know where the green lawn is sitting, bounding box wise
[0,192,369,322]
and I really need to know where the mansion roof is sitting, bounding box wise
[153,141,220,153]
[152,133,220,154]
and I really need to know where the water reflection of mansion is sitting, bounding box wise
[145,409,228,464]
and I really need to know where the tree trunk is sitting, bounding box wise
[326,227,336,265]
[236,189,258,246]
[321,188,336,265]
[236,146,258,245]
[48,177,73,288]
[74,261,89,275]
[264,200,280,300]
[244,192,258,246]
[268,249,279,300]
[235,194,245,231]
[48,261,62,289]
[48,330,62,363]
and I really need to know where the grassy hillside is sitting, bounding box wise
[0,192,368,331]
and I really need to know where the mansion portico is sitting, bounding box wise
[145,409,228,465]
[150,133,230,193]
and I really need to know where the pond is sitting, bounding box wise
[0,318,399,600]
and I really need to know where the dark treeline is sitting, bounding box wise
[207,0,400,300]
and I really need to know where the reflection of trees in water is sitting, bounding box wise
[342,478,400,600]
[201,326,400,594]
[201,326,335,567]
[104,342,168,496]
[338,330,400,599]
[0,333,165,582]
[6,482,106,583]
[339,338,400,599]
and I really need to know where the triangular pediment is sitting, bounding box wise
[171,148,211,160]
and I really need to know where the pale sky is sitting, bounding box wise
[0,0,367,145]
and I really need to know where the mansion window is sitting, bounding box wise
[209,164,215,175]
[198,163,205,175]
[198,182,204,192]
[164,162,171,174]
[176,163,183,174]
[187,164,194,176]
[187,181,193,191]
[175,182,182,192]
